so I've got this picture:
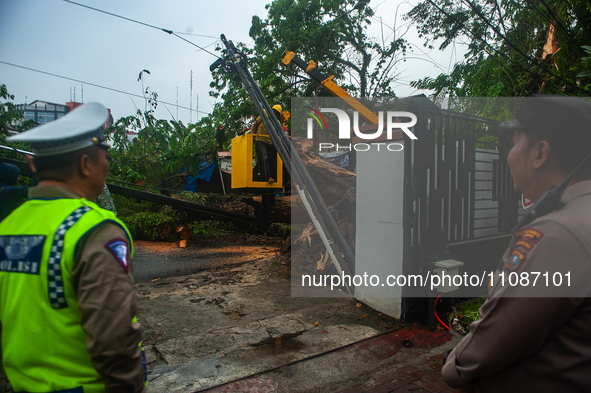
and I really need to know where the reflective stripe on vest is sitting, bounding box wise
[48,205,91,309]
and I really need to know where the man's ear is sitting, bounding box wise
[532,140,552,169]
[78,153,93,177]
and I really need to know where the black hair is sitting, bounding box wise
[273,109,282,121]
[35,145,104,182]
[520,129,591,178]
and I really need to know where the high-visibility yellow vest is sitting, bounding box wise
[254,117,273,144]
[0,197,134,393]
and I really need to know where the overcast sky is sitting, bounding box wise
[0,0,462,125]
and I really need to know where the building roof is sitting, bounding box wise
[27,100,68,108]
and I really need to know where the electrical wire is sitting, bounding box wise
[0,60,210,115]
[62,0,221,58]
[0,139,28,156]
[434,293,450,330]
[174,32,218,39]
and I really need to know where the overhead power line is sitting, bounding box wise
[0,60,210,115]
[62,0,221,58]
[175,32,219,39]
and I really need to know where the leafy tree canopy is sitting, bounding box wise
[210,0,409,131]
[406,0,591,97]
[0,84,34,138]
[106,96,224,188]
[0,84,35,161]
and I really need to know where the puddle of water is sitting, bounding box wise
[249,336,306,363]
[222,310,247,318]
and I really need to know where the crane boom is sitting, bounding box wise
[281,51,379,124]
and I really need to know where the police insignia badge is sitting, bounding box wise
[506,250,524,271]
[504,227,544,273]
[105,238,129,273]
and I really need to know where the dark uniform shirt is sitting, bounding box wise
[0,186,30,222]
[442,180,591,392]
[0,164,38,222]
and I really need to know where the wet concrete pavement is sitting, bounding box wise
[0,236,462,393]
[132,236,276,283]
[202,328,463,393]
[131,237,462,392]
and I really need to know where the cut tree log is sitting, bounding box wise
[158,223,172,240]
[176,226,193,240]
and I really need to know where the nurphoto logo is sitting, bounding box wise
[305,107,418,152]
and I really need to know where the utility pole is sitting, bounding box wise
[196,93,199,122]
[190,71,193,123]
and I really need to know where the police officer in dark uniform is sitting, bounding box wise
[0,103,146,392]
[442,96,591,392]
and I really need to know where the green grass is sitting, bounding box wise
[457,298,486,324]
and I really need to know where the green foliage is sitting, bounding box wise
[406,0,591,97]
[201,219,257,235]
[111,194,152,215]
[188,220,291,238]
[176,191,207,205]
[113,194,175,241]
[458,297,486,324]
[0,84,36,166]
[0,84,33,137]
[0,84,34,153]
[119,212,175,241]
[0,84,19,137]
[113,192,290,241]
[105,95,225,187]
[268,222,291,238]
[191,220,225,236]
[577,45,591,78]
[209,0,408,132]
[248,0,406,98]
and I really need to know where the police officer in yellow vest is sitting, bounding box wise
[0,103,146,392]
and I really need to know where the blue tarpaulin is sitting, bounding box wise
[319,151,349,169]
[182,161,218,192]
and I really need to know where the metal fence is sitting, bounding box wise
[402,97,521,273]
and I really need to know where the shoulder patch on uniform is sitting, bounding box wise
[504,227,544,273]
[506,250,525,272]
[515,239,533,251]
[105,238,129,273]
[513,227,544,244]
